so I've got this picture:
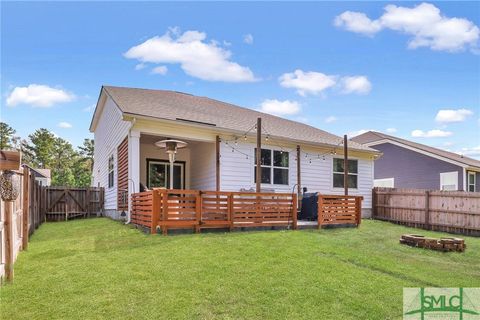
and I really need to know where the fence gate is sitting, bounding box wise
[45,187,104,221]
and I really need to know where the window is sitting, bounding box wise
[440,171,458,191]
[374,178,394,188]
[333,158,358,189]
[108,155,114,188]
[254,148,289,185]
[147,159,185,189]
[468,172,476,192]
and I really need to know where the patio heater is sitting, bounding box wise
[154,139,187,189]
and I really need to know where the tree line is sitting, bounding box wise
[0,122,93,187]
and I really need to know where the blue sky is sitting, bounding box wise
[1,2,479,158]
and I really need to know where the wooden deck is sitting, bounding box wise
[131,189,362,234]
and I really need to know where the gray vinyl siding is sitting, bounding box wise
[373,143,464,190]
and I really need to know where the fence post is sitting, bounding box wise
[5,201,14,282]
[425,191,430,230]
[317,195,323,229]
[22,167,29,250]
[292,193,298,230]
[372,188,377,218]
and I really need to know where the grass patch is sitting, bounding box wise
[1,218,479,319]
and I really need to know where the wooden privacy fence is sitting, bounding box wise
[318,195,362,228]
[373,187,480,236]
[45,187,104,221]
[131,189,298,235]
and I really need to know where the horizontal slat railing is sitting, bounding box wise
[318,195,362,228]
[130,191,154,228]
[130,189,297,235]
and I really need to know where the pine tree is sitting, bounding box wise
[0,122,16,150]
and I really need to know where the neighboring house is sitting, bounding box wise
[352,131,480,192]
[30,168,51,186]
[90,86,380,220]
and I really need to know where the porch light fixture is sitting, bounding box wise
[154,139,188,189]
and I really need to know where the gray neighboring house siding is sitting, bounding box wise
[372,143,464,190]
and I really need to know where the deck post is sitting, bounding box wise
[355,197,362,226]
[317,196,323,229]
[256,117,262,193]
[228,193,234,231]
[22,167,30,250]
[162,191,168,236]
[292,193,298,230]
[151,190,161,234]
[195,191,201,233]
[343,135,348,196]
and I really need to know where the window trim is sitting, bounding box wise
[440,171,458,191]
[146,158,186,189]
[254,148,290,186]
[467,171,476,192]
[332,158,359,190]
[108,154,114,189]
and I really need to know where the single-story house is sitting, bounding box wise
[352,131,480,192]
[30,168,51,186]
[90,86,381,220]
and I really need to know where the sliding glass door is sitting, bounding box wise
[147,159,185,189]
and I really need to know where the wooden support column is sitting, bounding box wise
[343,134,349,196]
[22,167,30,250]
[296,145,301,196]
[5,201,14,282]
[216,135,220,191]
[256,117,262,193]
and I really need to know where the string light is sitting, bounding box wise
[222,120,344,166]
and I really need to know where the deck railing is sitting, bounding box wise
[131,189,298,235]
[131,190,363,234]
[318,195,362,228]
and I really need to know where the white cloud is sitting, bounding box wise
[258,99,301,116]
[340,76,372,94]
[279,70,337,96]
[6,84,75,107]
[124,28,257,82]
[325,116,337,123]
[135,63,146,70]
[348,129,374,137]
[58,121,72,129]
[334,11,382,36]
[435,108,473,123]
[279,69,372,96]
[83,104,95,112]
[458,146,480,158]
[151,65,168,75]
[243,34,254,45]
[335,3,480,52]
[411,129,452,138]
[386,128,397,133]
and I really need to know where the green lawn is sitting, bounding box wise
[1,218,479,319]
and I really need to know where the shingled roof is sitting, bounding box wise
[95,86,377,153]
[352,131,480,169]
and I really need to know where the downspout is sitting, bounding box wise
[125,117,137,224]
